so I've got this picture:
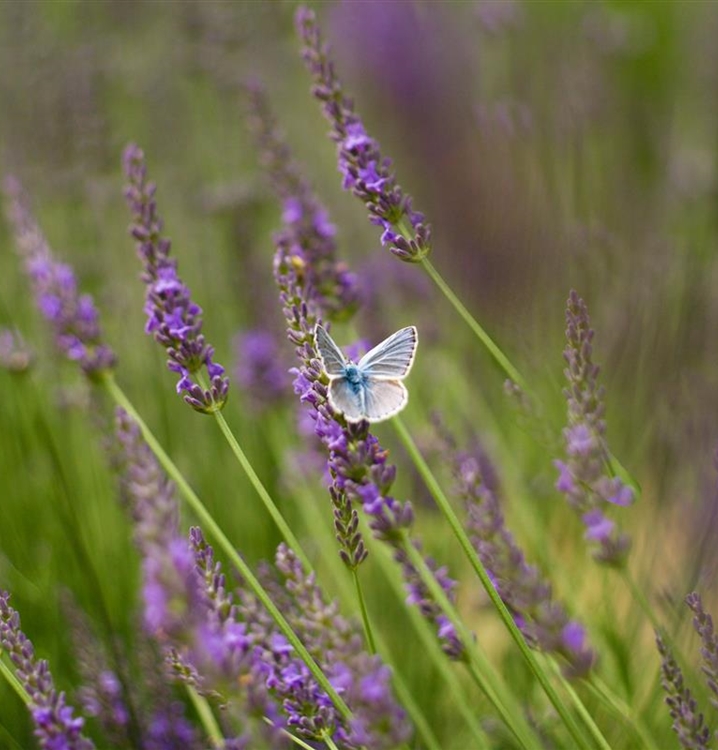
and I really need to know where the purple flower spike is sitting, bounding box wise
[122,144,229,414]
[295,7,431,263]
[685,592,718,710]
[555,290,633,566]
[274,202,462,658]
[449,439,595,678]
[246,81,361,322]
[2,177,116,379]
[114,408,207,641]
[0,592,95,750]
[655,632,712,750]
[189,531,412,748]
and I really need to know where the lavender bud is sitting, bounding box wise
[274,205,461,657]
[114,408,207,641]
[655,632,712,750]
[685,592,718,710]
[122,144,229,413]
[450,439,595,677]
[246,80,361,321]
[0,591,95,750]
[555,291,633,565]
[295,7,431,263]
[2,177,116,378]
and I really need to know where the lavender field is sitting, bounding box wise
[1,2,718,748]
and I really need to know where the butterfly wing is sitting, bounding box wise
[363,378,408,422]
[315,324,347,377]
[328,378,365,422]
[357,326,417,379]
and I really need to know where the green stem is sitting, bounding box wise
[541,657,612,750]
[421,258,527,389]
[322,732,340,750]
[390,678,443,750]
[420,257,640,496]
[394,418,601,750]
[357,516,490,749]
[185,686,223,747]
[263,412,444,749]
[621,568,661,631]
[401,540,547,750]
[0,654,29,706]
[586,674,662,750]
[352,569,377,655]
[209,404,311,572]
[262,718,317,750]
[290,472,449,750]
[101,374,352,723]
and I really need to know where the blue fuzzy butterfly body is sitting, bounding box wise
[314,324,417,423]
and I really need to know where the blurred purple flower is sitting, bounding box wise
[0,591,95,750]
[246,81,361,322]
[114,408,208,641]
[190,530,411,747]
[295,7,431,263]
[122,144,229,413]
[655,631,712,750]
[555,290,633,565]
[685,592,718,711]
[265,543,412,747]
[0,327,33,372]
[449,440,595,678]
[2,176,116,378]
[233,328,289,410]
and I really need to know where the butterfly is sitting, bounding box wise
[314,324,418,423]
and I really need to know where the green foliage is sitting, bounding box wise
[1,1,718,748]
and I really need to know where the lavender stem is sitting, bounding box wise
[284,470,444,749]
[0,653,28,704]
[421,258,527,388]
[184,685,223,746]
[401,538,546,750]
[392,416,602,750]
[99,372,353,722]
[197,372,311,571]
[351,569,377,655]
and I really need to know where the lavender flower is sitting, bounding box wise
[258,545,411,748]
[656,632,712,750]
[449,437,595,678]
[686,592,718,711]
[189,529,411,748]
[274,215,462,659]
[2,176,116,378]
[77,669,131,743]
[0,591,95,750]
[233,328,289,410]
[0,327,33,372]
[246,80,361,321]
[122,144,229,413]
[66,598,199,750]
[114,408,207,641]
[62,597,136,747]
[554,290,633,565]
[295,7,431,263]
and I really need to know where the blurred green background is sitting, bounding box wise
[2,1,718,747]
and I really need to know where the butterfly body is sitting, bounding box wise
[315,324,417,423]
[342,363,367,392]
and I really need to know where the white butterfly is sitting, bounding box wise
[314,324,418,423]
